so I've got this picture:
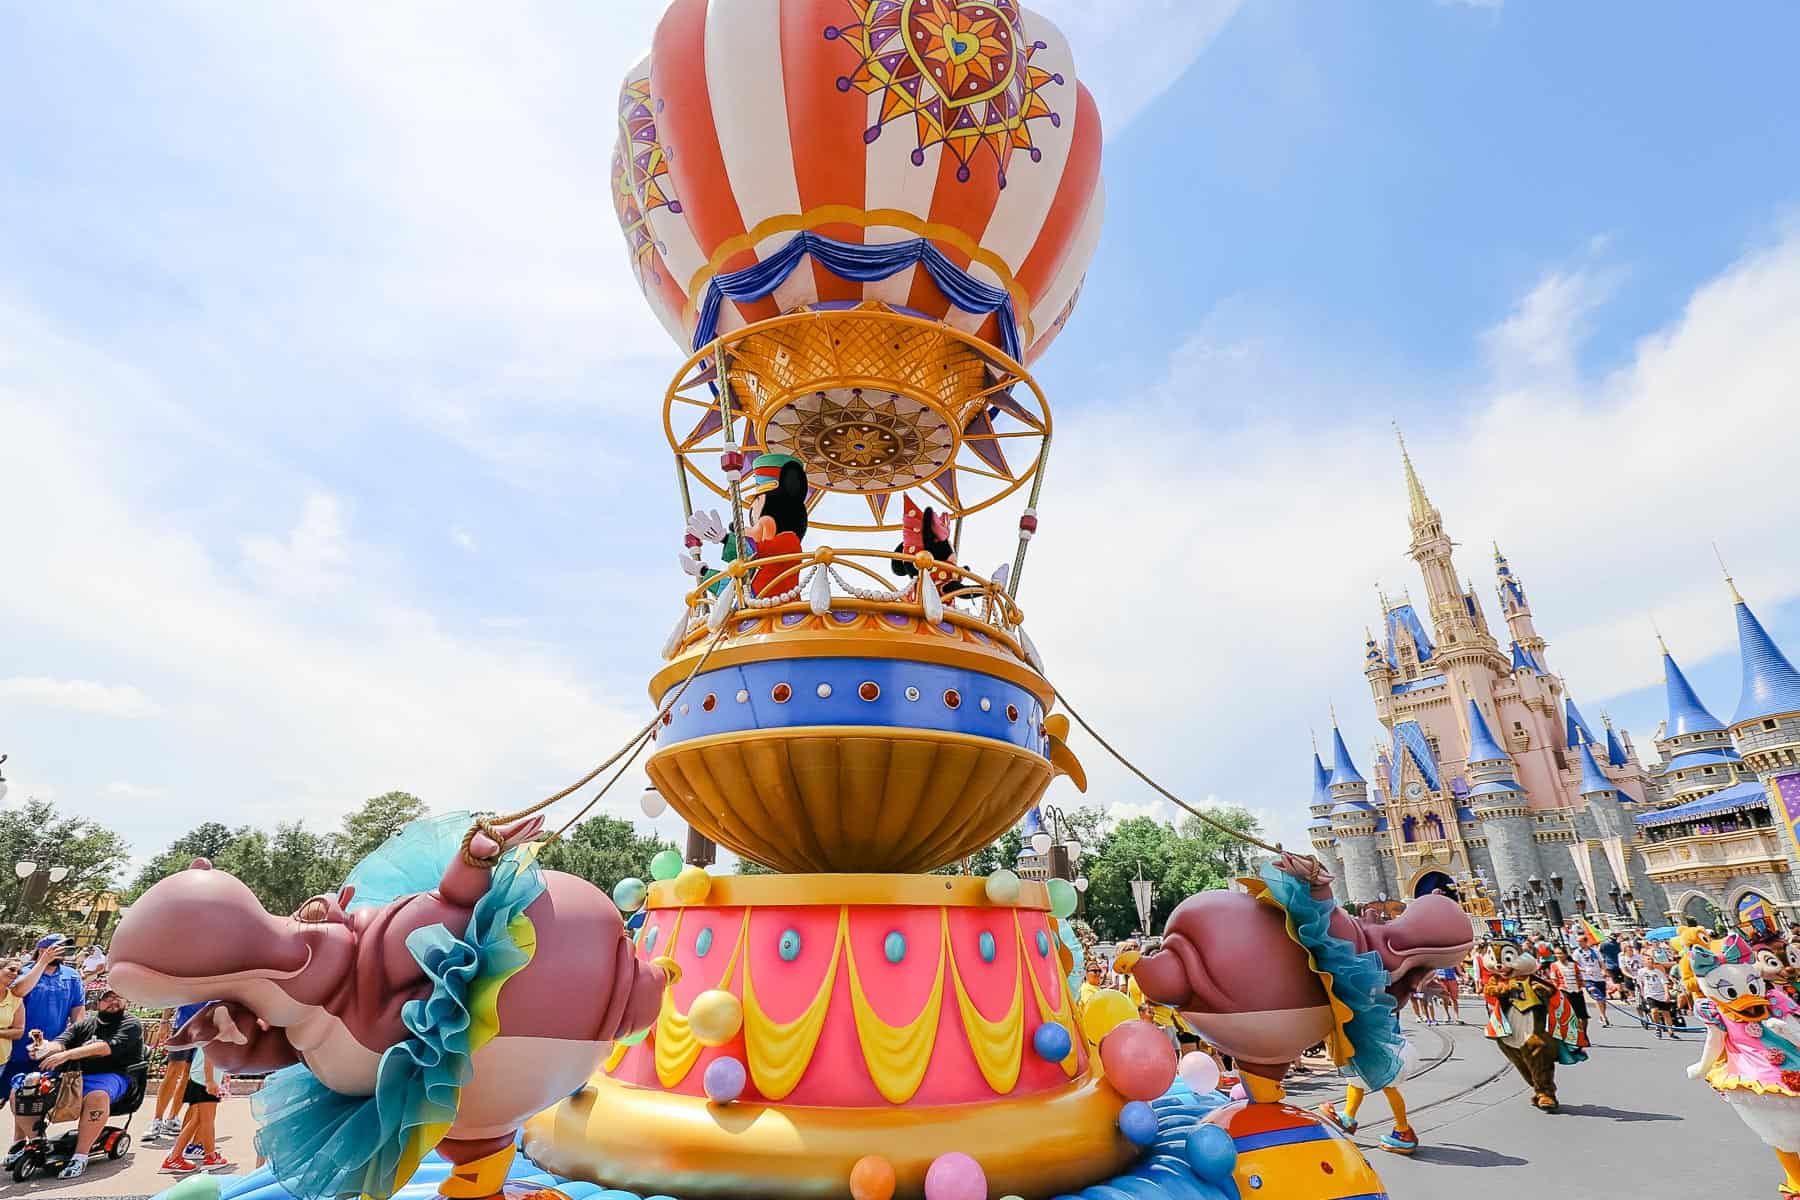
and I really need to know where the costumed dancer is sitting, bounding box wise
[1686,935,1800,1198]
[682,453,809,599]
[1318,1004,1421,1155]
[1477,937,1587,1112]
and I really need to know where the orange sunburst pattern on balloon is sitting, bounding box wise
[613,68,682,284]
[826,0,1063,186]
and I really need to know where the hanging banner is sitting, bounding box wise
[1130,878,1155,934]
[1567,842,1598,906]
[1601,837,1630,896]
[1774,774,1800,863]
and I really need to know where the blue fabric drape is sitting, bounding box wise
[692,231,1023,362]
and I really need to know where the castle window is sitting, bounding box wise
[1553,749,1568,771]
[1766,720,1781,731]
[1704,767,1716,775]
[1401,815,1418,843]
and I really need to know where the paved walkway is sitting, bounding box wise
[31,997,1785,1200]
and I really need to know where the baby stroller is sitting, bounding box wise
[5,1061,149,1182]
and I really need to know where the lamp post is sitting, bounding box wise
[1033,804,1090,916]
[0,753,9,806]
[13,860,70,920]
[1607,883,1623,917]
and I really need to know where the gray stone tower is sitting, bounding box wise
[1306,739,1348,904]
[1464,696,1540,895]
[1327,722,1387,903]
[1726,582,1800,873]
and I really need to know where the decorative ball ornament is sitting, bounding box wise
[984,868,1021,905]
[689,989,745,1047]
[650,849,684,881]
[923,1151,987,1200]
[1080,990,1136,1043]
[1046,878,1078,919]
[848,1155,897,1200]
[611,877,647,914]
[1117,1100,1158,1146]
[1032,1022,1073,1062]
[1098,1021,1178,1100]
[702,1055,746,1103]
[1031,832,1053,856]
[1182,1125,1237,1181]
[673,864,712,904]
[640,785,668,818]
[1177,1051,1222,1095]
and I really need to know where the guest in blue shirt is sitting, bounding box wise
[4,936,87,1092]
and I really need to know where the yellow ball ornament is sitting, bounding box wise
[1081,989,1137,1043]
[688,989,744,1047]
[673,864,712,905]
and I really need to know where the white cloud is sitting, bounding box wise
[244,494,351,597]
[1034,0,1245,130]
[1481,259,1620,378]
[104,781,168,801]
[452,528,476,552]
[980,228,1800,855]
[0,677,163,720]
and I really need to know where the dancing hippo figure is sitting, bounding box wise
[107,816,672,1197]
[1124,854,1473,1102]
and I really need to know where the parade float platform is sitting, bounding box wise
[521,873,1132,1199]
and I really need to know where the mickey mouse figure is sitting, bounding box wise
[682,453,810,598]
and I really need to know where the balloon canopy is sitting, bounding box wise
[615,0,1105,531]
[613,0,1104,362]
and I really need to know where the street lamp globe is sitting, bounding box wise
[14,861,35,881]
[1030,832,1053,857]
[47,867,69,883]
[1074,876,1088,893]
[1066,840,1083,864]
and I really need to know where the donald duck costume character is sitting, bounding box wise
[1687,935,1800,1197]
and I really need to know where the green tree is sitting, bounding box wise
[128,822,241,900]
[1079,806,1264,940]
[734,857,779,875]
[966,827,1024,878]
[537,814,677,895]
[0,798,130,921]
[333,791,429,865]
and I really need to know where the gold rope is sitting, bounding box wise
[1048,684,1287,858]
[459,619,735,867]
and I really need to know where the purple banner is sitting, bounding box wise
[1775,773,1800,859]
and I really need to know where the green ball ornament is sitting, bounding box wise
[612,877,647,913]
[984,868,1021,905]
[651,849,684,881]
[1046,877,1078,919]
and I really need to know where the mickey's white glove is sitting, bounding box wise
[678,552,705,578]
[687,509,728,544]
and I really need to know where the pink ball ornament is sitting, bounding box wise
[1098,1020,1178,1101]
[923,1152,987,1200]
[1177,1051,1221,1094]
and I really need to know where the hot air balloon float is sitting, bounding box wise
[119,3,1475,1200]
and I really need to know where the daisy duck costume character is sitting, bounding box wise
[681,452,809,599]
[1477,937,1587,1112]
[1687,935,1800,1196]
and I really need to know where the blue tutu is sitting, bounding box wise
[252,812,546,1200]
[1249,862,1404,1092]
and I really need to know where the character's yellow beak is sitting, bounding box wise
[1113,949,1142,973]
[1720,994,1772,1023]
[1042,713,1088,792]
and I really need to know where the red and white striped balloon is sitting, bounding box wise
[612,0,1104,365]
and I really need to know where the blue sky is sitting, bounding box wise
[3,0,1800,867]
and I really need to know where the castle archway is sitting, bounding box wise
[1411,870,1458,900]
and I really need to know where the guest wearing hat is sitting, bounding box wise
[3,937,85,1101]
[10,987,143,1178]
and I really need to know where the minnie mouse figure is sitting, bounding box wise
[682,453,809,598]
[889,496,977,599]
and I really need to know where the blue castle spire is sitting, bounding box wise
[1565,698,1600,748]
[1577,739,1615,796]
[1311,748,1334,806]
[1604,723,1629,767]
[1329,722,1366,786]
[1733,593,1800,726]
[1663,647,1726,736]
[1465,698,1509,764]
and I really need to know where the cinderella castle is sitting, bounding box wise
[1308,436,1800,932]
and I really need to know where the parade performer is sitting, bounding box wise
[106,814,674,1200]
[1686,935,1800,1197]
[681,453,809,598]
[1318,1007,1422,1155]
[1478,937,1587,1112]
